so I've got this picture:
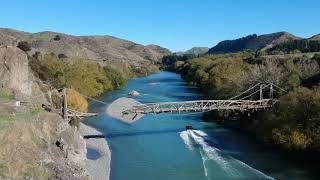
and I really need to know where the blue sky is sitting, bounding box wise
[0,0,319,52]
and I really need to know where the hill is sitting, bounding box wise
[176,47,209,56]
[309,34,320,41]
[0,28,171,65]
[208,32,300,54]
[267,34,320,54]
[184,47,209,55]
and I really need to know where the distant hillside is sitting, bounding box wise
[309,34,320,41]
[267,34,320,54]
[0,28,171,65]
[208,32,300,54]
[184,47,209,55]
[176,47,209,56]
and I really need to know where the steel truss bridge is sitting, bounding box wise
[123,83,285,115]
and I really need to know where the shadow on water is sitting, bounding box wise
[84,126,222,139]
[139,77,185,84]
[105,126,219,138]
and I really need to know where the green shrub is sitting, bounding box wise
[53,35,61,41]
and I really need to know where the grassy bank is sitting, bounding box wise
[164,51,320,152]
[0,107,53,179]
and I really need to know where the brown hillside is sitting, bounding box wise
[0,28,171,65]
[309,34,320,41]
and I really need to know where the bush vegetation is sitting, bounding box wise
[29,53,158,113]
[67,88,88,112]
[268,40,320,54]
[53,35,61,41]
[17,41,31,52]
[30,53,129,97]
[175,51,317,98]
[260,87,320,150]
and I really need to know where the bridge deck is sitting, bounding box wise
[123,99,276,115]
[67,109,98,117]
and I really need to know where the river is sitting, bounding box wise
[84,71,318,180]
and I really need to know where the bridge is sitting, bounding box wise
[67,109,98,118]
[33,82,285,121]
[122,83,285,115]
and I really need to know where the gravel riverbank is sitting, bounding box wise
[79,123,111,180]
[106,97,144,123]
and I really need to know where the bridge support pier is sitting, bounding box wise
[269,83,273,100]
[62,88,68,120]
[260,84,264,100]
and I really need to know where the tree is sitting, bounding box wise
[17,41,31,52]
[32,51,42,60]
[261,87,320,150]
[53,35,61,41]
[58,53,68,59]
[67,88,88,112]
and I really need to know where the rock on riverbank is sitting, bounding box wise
[80,123,111,180]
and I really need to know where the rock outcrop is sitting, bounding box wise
[0,46,32,97]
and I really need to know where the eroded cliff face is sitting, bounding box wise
[0,46,32,97]
[0,109,90,179]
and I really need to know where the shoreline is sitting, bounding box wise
[79,123,111,180]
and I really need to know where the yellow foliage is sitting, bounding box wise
[271,128,312,150]
[67,89,88,112]
[290,130,311,149]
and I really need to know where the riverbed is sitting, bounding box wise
[84,71,318,180]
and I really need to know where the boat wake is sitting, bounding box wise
[180,130,274,180]
[149,82,161,85]
[179,130,194,151]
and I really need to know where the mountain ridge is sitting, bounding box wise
[175,46,209,55]
[309,34,320,41]
[208,32,302,54]
[0,28,171,65]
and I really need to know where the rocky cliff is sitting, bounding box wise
[0,46,32,97]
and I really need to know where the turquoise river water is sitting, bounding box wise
[84,71,318,180]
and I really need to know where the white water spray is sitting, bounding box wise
[180,130,275,180]
[179,130,194,150]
